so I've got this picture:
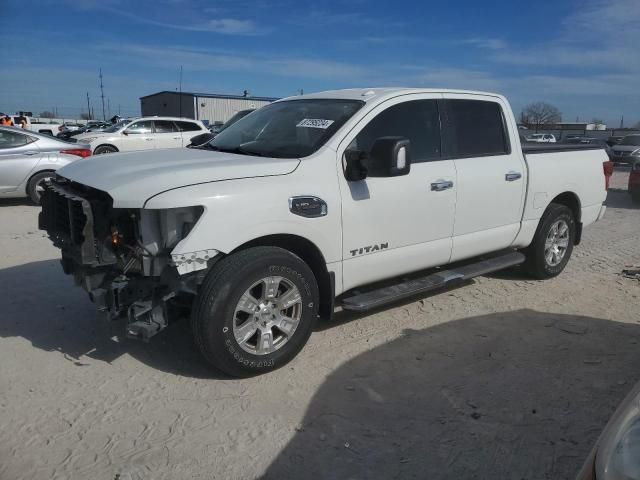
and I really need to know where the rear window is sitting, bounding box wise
[154,120,178,133]
[175,121,201,132]
[0,129,35,148]
[445,99,509,157]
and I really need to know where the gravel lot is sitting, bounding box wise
[0,168,638,480]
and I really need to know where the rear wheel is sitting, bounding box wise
[524,203,576,279]
[192,246,319,377]
[94,145,117,155]
[27,171,53,204]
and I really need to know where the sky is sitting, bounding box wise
[1,0,639,126]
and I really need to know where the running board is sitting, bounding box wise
[341,251,525,312]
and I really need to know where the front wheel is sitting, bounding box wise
[524,203,576,279]
[192,247,319,377]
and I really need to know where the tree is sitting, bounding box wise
[39,111,55,118]
[520,102,562,131]
[80,112,91,120]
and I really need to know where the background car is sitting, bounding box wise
[190,109,256,147]
[611,135,640,163]
[526,133,557,143]
[564,137,614,160]
[57,121,111,141]
[606,136,624,147]
[74,117,208,154]
[208,109,255,134]
[0,126,91,203]
[629,158,640,204]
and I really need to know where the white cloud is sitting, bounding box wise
[462,38,507,51]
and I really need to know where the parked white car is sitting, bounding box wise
[526,133,556,143]
[9,116,60,136]
[40,88,609,377]
[74,117,209,154]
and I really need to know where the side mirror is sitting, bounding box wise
[344,150,368,181]
[369,137,411,177]
[122,130,129,136]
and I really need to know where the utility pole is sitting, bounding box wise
[107,98,111,118]
[86,92,91,120]
[620,115,624,129]
[99,68,106,121]
[178,65,183,118]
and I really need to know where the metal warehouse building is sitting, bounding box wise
[139,91,279,126]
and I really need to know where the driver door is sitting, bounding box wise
[0,129,42,193]
[122,120,155,151]
[337,95,457,292]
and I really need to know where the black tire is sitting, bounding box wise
[26,171,53,204]
[192,246,319,377]
[94,145,118,155]
[524,203,576,279]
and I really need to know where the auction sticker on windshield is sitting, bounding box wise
[296,119,335,129]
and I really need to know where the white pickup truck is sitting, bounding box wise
[39,88,609,377]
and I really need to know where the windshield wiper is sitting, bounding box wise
[200,144,268,157]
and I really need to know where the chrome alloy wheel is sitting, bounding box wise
[544,219,570,267]
[232,276,303,355]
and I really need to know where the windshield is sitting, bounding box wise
[620,135,640,146]
[207,99,364,158]
[102,120,131,133]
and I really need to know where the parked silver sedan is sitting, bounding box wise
[0,126,91,203]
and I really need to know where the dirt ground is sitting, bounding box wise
[0,169,638,480]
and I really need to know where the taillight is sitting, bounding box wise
[603,161,614,190]
[60,148,92,158]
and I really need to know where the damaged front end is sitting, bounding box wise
[38,175,215,340]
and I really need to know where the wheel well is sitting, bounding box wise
[26,169,55,191]
[231,234,334,320]
[549,192,582,244]
[94,144,118,153]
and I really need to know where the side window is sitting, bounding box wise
[445,99,509,157]
[348,100,441,163]
[125,121,154,134]
[175,121,201,132]
[0,130,34,149]
[154,120,178,133]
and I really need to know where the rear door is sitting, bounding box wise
[338,95,457,291]
[122,120,155,151]
[175,121,205,146]
[442,95,526,262]
[152,120,182,149]
[0,129,42,193]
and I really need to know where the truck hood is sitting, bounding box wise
[57,148,300,208]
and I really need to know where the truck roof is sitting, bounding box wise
[278,87,504,103]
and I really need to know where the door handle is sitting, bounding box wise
[23,151,39,156]
[173,136,181,139]
[505,171,522,181]
[145,138,154,141]
[430,180,454,191]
